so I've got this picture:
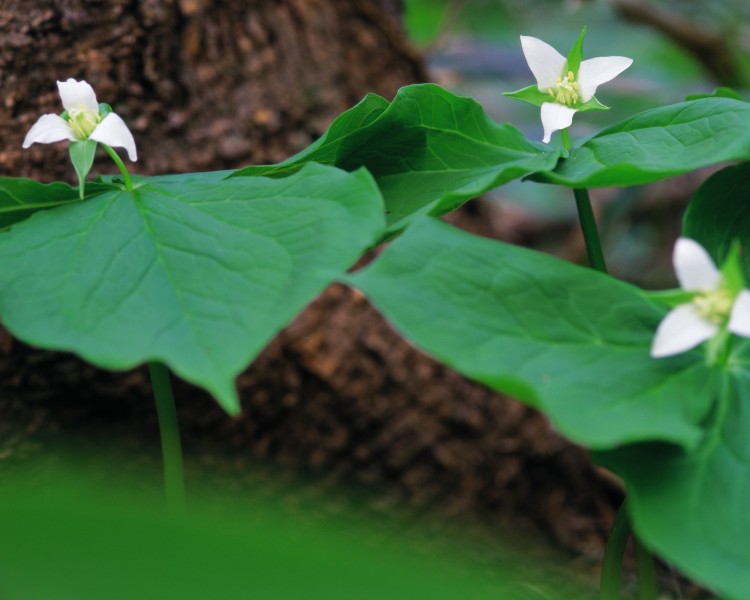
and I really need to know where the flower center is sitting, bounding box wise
[692,288,734,324]
[67,104,102,140]
[549,71,579,106]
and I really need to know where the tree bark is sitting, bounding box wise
[1,0,424,179]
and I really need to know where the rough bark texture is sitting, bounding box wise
[2,0,423,178]
[1,0,623,561]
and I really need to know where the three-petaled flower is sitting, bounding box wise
[23,78,137,161]
[651,238,750,358]
[505,28,632,143]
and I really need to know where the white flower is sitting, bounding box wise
[519,35,632,143]
[651,238,750,358]
[23,79,137,161]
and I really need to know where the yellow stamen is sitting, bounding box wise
[67,104,102,140]
[693,288,734,324]
[549,70,579,107]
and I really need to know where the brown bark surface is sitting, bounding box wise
[2,0,423,178]
[1,0,622,562]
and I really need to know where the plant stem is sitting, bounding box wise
[634,535,658,600]
[573,188,608,273]
[558,137,655,599]
[600,500,631,600]
[101,143,134,191]
[560,129,608,273]
[149,362,186,513]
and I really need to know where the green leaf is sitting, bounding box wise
[0,177,114,230]
[348,218,717,450]
[539,97,750,187]
[237,92,391,178]
[234,84,561,235]
[566,26,586,75]
[69,140,97,199]
[0,164,385,413]
[685,87,743,101]
[683,162,750,282]
[597,352,750,600]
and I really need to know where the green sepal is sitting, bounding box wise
[68,140,97,200]
[98,103,113,117]
[504,87,607,112]
[642,288,697,308]
[503,85,550,107]
[576,95,610,112]
[685,87,743,101]
[719,239,746,295]
[565,26,587,75]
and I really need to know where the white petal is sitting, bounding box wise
[728,290,750,337]
[57,79,99,113]
[651,304,718,358]
[90,113,138,161]
[520,35,567,91]
[22,114,76,147]
[577,56,633,103]
[540,102,577,144]
[673,238,721,291]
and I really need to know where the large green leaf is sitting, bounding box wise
[234,84,561,234]
[683,161,750,280]
[0,164,384,413]
[540,97,750,187]
[348,218,717,450]
[0,177,114,230]
[598,349,750,600]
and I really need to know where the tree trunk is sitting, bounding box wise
[0,0,621,558]
[2,0,424,178]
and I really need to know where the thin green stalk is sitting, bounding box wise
[560,129,608,273]
[149,362,186,513]
[573,188,608,273]
[634,535,658,600]
[101,143,134,191]
[600,500,631,600]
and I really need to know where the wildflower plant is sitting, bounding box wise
[504,27,632,143]
[4,26,750,600]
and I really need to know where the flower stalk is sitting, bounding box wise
[149,362,186,513]
[101,143,134,192]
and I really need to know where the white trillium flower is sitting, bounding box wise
[651,238,750,358]
[518,35,632,143]
[23,79,137,161]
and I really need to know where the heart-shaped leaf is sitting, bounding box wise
[235,84,561,234]
[0,177,114,230]
[0,164,385,413]
[597,349,750,600]
[348,218,717,450]
[683,161,750,280]
[539,97,750,187]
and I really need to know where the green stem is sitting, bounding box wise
[573,188,608,273]
[634,536,658,600]
[149,362,186,513]
[560,128,571,151]
[600,500,631,600]
[559,128,608,273]
[101,144,134,191]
